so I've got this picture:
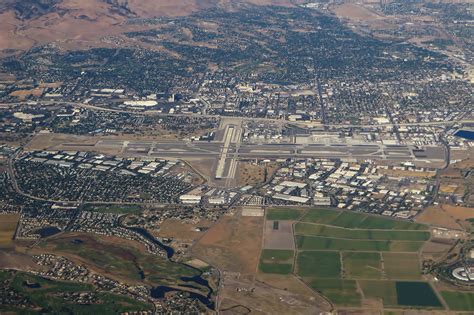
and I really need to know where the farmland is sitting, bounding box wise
[266,207,303,221]
[296,251,341,278]
[295,235,424,252]
[259,207,457,311]
[441,291,474,311]
[295,223,430,241]
[343,252,382,279]
[302,209,427,230]
[259,249,294,275]
[306,278,361,306]
[383,253,421,280]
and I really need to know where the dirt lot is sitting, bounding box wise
[264,220,295,250]
[442,204,474,221]
[237,162,280,186]
[219,272,330,314]
[0,213,20,248]
[332,3,383,21]
[155,218,212,241]
[192,211,264,274]
[0,249,42,270]
[416,205,464,230]
[421,240,454,261]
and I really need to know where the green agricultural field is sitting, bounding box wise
[359,280,398,307]
[296,251,340,278]
[357,216,427,230]
[395,281,442,308]
[259,263,293,274]
[301,208,427,230]
[1,271,151,314]
[266,208,303,220]
[302,208,341,224]
[307,278,361,306]
[383,253,421,279]
[296,236,423,252]
[343,252,382,279]
[259,249,294,274]
[294,223,430,241]
[260,249,294,263]
[441,291,474,311]
[330,211,368,228]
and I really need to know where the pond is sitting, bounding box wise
[396,281,442,307]
[35,227,61,238]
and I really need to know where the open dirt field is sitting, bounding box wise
[442,205,474,221]
[332,3,383,21]
[219,272,330,315]
[237,162,279,186]
[416,205,464,230]
[264,220,295,250]
[0,213,20,248]
[193,211,264,274]
[191,209,331,313]
[155,218,212,241]
[0,250,41,271]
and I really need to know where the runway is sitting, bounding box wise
[94,139,445,163]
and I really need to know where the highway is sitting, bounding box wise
[2,100,473,128]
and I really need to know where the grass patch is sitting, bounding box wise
[41,235,200,287]
[302,208,342,224]
[383,253,421,279]
[306,278,361,306]
[296,251,340,278]
[296,236,423,252]
[2,271,152,314]
[358,216,427,230]
[441,291,474,311]
[343,252,382,279]
[396,281,442,308]
[259,249,294,274]
[266,208,303,220]
[295,223,430,241]
[259,263,293,274]
[260,249,294,263]
[360,280,398,306]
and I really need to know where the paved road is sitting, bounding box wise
[2,100,473,128]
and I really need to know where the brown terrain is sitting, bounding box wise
[0,0,305,54]
[192,208,331,313]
